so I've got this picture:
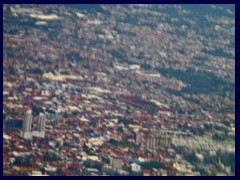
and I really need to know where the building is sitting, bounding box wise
[130,163,141,172]
[140,133,172,150]
[111,157,123,169]
[20,110,46,139]
[32,113,46,138]
[38,113,46,133]
[135,131,142,146]
[20,109,33,140]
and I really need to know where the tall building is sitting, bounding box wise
[136,131,142,146]
[20,110,46,139]
[22,109,32,132]
[38,113,46,133]
[20,109,33,140]
[32,112,46,138]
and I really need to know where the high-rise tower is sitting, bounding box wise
[32,112,46,138]
[20,109,33,140]
[38,113,46,135]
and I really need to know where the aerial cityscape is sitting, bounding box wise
[3,4,235,176]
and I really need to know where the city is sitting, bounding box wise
[3,4,235,176]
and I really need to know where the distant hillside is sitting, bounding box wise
[66,4,108,13]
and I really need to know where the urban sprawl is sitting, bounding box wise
[3,4,235,176]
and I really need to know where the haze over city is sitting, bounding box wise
[3,4,235,176]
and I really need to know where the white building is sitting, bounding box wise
[33,113,46,138]
[131,163,141,172]
[20,110,46,139]
[20,109,33,140]
[38,113,46,133]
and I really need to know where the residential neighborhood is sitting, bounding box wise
[3,4,235,176]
